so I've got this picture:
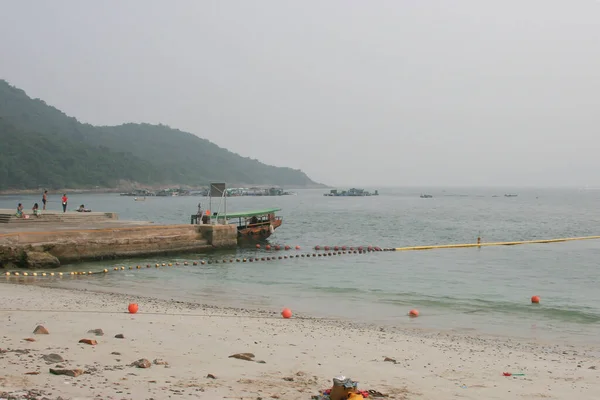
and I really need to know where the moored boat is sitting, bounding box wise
[191,207,283,239]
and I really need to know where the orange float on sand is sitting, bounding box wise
[128,303,139,314]
[408,309,419,317]
[281,308,292,319]
[531,295,540,304]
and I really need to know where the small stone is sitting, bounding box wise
[229,353,255,361]
[111,352,121,356]
[153,359,168,366]
[49,368,85,377]
[42,354,64,363]
[78,339,97,345]
[131,359,151,368]
[384,357,397,363]
[283,377,294,381]
[589,366,597,370]
[25,371,40,375]
[33,325,49,335]
[88,329,104,336]
[115,334,125,339]
[206,374,216,379]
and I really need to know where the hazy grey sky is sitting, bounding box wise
[1,0,599,187]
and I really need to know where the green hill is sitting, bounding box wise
[0,80,322,190]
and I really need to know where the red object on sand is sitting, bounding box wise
[128,303,138,314]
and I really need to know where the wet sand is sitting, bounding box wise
[1,283,599,399]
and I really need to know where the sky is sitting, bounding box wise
[1,0,599,187]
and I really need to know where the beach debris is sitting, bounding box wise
[589,366,597,370]
[111,352,121,356]
[229,352,255,361]
[383,357,397,363]
[25,371,40,375]
[78,339,98,345]
[42,353,65,364]
[283,376,294,381]
[87,328,104,336]
[502,372,525,377]
[153,358,169,366]
[206,373,217,379]
[128,303,139,314]
[115,333,125,339]
[33,325,49,334]
[23,338,36,342]
[49,368,85,377]
[131,358,152,368]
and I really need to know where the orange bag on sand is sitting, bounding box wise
[347,393,364,400]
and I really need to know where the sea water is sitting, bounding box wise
[2,187,600,345]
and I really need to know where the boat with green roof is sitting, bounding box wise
[191,207,283,239]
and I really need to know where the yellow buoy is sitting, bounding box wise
[103,269,108,273]
[32,272,37,276]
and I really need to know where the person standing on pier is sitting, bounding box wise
[61,193,68,213]
[42,190,48,210]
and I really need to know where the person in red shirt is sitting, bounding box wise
[61,194,68,213]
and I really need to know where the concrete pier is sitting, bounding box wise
[0,210,237,269]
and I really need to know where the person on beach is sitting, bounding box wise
[77,204,91,212]
[61,193,68,213]
[42,190,48,210]
[32,203,41,217]
[16,203,26,218]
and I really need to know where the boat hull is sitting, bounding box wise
[237,218,282,239]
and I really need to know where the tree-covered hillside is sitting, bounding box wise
[0,80,321,190]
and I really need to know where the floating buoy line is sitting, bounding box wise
[4,235,600,279]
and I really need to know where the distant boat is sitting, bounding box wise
[504,194,518,197]
[420,194,433,198]
[324,188,378,197]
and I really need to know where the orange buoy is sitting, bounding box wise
[281,308,292,319]
[408,309,419,317]
[266,244,271,250]
[128,303,139,314]
[275,245,281,250]
[255,244,260,249]
[531,295,540,304]
[295,245,300,250]
[315,245,320,250]
[284,245,290,250]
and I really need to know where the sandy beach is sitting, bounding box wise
[0,283,599,400]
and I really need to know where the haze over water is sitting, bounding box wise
[2,188,600,345]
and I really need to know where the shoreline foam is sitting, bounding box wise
[1,282,599,399]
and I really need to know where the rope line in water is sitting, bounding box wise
[2,250,367,278]
[394,235,600,251]
[3,235,599,278]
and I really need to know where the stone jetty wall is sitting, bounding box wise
[0,224,238,269]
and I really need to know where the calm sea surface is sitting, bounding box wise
[2,188,600,345]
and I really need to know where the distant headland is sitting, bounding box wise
[0,80,326,192]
